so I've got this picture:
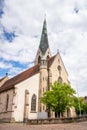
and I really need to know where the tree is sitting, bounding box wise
[41,81,76,117]
[74,96,87,116]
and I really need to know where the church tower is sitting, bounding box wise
[35,18,51,114]
[35,18,51,65]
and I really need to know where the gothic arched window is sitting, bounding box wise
[38,56,41,64]
[6,94,9,111]
[58,65,61,71]
[31,94,36,112]
[58,76,63,83]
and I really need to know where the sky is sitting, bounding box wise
[0,0,87,96]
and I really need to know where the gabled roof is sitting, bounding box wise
[58,53,68,75]
[0,77,6,82]
[48,55,56,67]
[48,53,68,75]
[0,64,40,93]
[0,55,57,93]
[0,76,9,88]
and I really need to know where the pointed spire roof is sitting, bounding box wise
[39,18,49,55]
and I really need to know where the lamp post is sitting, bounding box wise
[76,85,81,117]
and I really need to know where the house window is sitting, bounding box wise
[31,94,36,112]
[58,76,63,83]
[6,94,9,111]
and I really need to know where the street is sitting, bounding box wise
[0,121,87,130]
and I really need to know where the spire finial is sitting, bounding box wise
[57,49,59,54]
[44,13,46,20]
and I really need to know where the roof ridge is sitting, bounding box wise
[10,64,39,81]
[48,54,56,67]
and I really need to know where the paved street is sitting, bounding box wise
[0,121,87,130]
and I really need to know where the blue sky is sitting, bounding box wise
[0,0,87,96]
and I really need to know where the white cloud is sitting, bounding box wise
[0,35,39,63]
[8,66,25,78]
[0,61,12,69]
[0,0,87,96]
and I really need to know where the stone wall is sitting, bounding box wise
[0,89,14,122]
[27,116,87,124]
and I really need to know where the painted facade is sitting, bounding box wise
[0,19,76,122]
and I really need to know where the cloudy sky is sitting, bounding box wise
[0,0,87,96]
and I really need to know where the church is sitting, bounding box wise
[0,18,76,122]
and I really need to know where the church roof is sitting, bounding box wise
[39,18,49,55]
[0,77,5,82]
[48,55,56,67]
[0,64,40,93]
[0,55,56,93]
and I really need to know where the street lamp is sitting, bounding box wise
[76,85,81,117]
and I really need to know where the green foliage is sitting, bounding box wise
[74,96,87,115]
[41,81,76,115]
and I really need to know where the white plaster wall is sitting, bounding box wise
[12,73,40,122]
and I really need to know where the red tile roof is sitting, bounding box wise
[0,64,40,93]
[0,55,56,93]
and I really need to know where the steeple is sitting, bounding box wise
[39,18,49,55]
[35,18,51,65]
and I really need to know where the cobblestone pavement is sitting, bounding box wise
[0,121,87,130]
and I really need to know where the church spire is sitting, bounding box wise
[35,18,51,65]
[39,18,49,55]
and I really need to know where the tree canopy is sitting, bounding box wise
[41,81,76,116]
[74,96,87,116]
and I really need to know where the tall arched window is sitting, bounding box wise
[31,94,36,112]
[38,56,41,64]
[6,94,9,111]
